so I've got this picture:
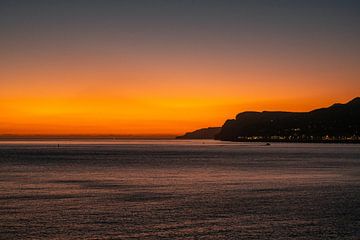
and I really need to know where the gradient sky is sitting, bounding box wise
[1,0,360,135]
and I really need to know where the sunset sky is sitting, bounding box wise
[1,0,360,136]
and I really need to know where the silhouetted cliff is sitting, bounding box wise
[176,127,221,139]
[215,97,360,142]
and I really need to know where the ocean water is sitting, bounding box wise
[0,140,359,239]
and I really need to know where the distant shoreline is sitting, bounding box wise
[1,136,359,144]
[223,139,360,144]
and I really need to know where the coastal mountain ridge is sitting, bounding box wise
[177,97,360,142]
[176,127,221,139]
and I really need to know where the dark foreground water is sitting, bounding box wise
[0,140,359,239]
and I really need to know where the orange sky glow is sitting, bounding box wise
[1,1,359,136]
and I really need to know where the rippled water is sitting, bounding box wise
[0,140,359,239]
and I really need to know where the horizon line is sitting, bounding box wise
[0,134,178,140]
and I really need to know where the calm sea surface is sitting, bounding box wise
[0,140,359,239]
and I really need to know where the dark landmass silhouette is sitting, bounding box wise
[177,97,360,143]
[216,97,360,142]
[176,127,221,139]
